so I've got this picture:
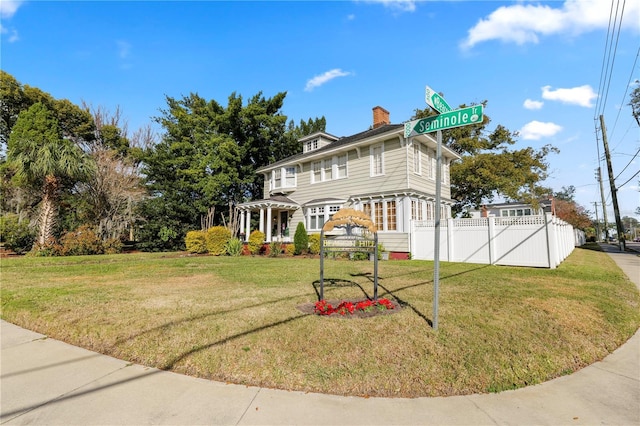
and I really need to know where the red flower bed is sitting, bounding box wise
[314,298,395,316]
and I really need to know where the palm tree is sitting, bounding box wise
[7,102,93,247]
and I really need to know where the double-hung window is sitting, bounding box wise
[312,161,322,183]
[271,167,296,190]
[323,158,333,180]
[413,143,422,175]
[441,160,449,185]
[370,144,384,177]
[336,154,347,179]
[273,169,281,189]
[285,167,296,187]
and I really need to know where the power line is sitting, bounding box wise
[618,169,640,189]
[610,45,639,143]
[595,0,625,119]
[615,146,640,180]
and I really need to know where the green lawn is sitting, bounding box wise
[1,246,639,398]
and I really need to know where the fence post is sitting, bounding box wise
[447,218,454,261]
[544,212,557,269]
[488,217,495,265]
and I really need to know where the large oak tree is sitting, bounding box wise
[412,102,558,215]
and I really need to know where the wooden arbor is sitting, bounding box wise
[319,208,379,301]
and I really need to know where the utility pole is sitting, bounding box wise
[592,201,601,242]
[596,168,609,241]
[599,115,626,251]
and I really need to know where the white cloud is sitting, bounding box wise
[361,0,416,13]
[519,121,563,140]
[523,99,544,110]
[541,85,597,107]
[305,69,352,92]
[0,0,23,18]
[461,0,640,49]
[0,0,22,42]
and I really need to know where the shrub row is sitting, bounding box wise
[27,225,123,256]
[184,226,323,257]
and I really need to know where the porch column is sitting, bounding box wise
[259,208,264,234]
[266,206,272,242]
[245,210,251,241]
[240,210,246,241]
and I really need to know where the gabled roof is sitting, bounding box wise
[257,124,405,173]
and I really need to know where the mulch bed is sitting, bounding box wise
[296,299,402,319]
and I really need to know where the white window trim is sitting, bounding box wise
[359,199,399,232]
[271,166,297,190]
[370,143,385,177]
[413,143,422,175]
[311,155,348,184]
[334,153,348,179]
[306,203,343,231]
[311,161,322,184]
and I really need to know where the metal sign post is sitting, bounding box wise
[433,129,442,330]
[405,86,483,330]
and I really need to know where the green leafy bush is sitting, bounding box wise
[308,234,321,255]
[185,230,208,254]
[247,230,265,255]
[59,225,103,256]
[103,238,123,254]
[206,226,232,256]
[225,237,244,257]
[293,222,308,255]
[268,241,283,257]
[0,214,35,254]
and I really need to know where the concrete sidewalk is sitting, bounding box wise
[1,248,638,425]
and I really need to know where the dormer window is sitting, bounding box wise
[305,138,319,153]
[300,132,339,153]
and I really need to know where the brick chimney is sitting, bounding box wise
[372,106,390,129]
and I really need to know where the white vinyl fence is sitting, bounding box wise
[411,213,581,268]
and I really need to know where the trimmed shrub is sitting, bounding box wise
[185,230,208,254]
[225,237,244,257]
[285,243,295,256]
[293,222,308,255]
[206,226,232,256]
[59,225,103,256]
[0,214,35,254]
[247,230,265,255]
[308,233,321,255]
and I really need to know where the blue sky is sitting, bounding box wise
[1,0,639,220]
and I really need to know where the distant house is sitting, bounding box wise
[237,106,461,258]
[468,199,555,219]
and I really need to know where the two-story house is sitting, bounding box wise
[237,106,461,258]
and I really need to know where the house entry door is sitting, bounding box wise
[280,211,289,238]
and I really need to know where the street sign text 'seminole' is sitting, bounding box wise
[404,105,484,138]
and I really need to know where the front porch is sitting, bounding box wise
[237,195,300,243]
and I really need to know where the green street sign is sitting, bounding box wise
[404,105,484,138]
[425,86,452,114]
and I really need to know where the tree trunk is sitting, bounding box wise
[37,175,60,246]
